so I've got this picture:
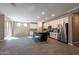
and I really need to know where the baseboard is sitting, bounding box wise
[68,43,73,46]
[73,41,79,44]
[49,37,55,39]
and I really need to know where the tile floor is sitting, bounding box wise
[0,36,79,55]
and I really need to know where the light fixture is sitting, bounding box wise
[41,11,45,15]
[17,23,21,27]
[37,16,40,18]
[24,24,27,27]
[51,14,55,17]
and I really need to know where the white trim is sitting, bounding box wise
[67,6,79,13]
[73,41,79,44]
[68,43,73,46]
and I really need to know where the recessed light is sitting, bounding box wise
[41,11,45,15]
[51,14,55,17]
[37,16,40,18]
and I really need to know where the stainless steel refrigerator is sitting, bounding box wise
[57,23,68,44]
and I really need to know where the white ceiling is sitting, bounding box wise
[0,3,79,22]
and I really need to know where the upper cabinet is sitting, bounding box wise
[44,16,69,29]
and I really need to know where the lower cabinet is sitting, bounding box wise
[50,32,58,39]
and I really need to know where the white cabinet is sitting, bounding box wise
[50,32,58,39]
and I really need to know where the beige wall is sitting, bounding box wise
[68,12,79,44]
[72,13,79,44]
[0,15,4,40]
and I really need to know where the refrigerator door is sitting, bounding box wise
[57,23,68,44]
[63,23,68,43]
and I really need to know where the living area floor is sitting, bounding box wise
[0,36,79,55]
